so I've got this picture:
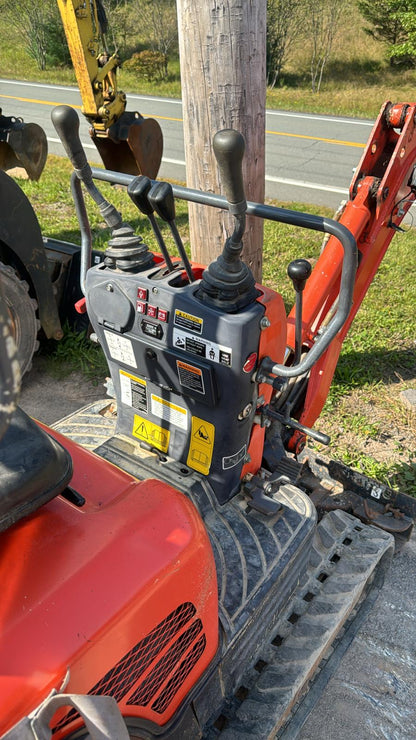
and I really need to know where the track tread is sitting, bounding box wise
[209,511,393,740]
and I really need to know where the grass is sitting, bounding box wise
[13,153,416,496]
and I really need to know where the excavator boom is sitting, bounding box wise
[56,0,163,178]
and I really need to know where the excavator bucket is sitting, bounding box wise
[0,112,48,181]
[91,111,163,178]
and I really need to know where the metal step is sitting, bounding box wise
[206,510,393,740]
[52,399,116,449]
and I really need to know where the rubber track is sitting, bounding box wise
[208,510,394,740]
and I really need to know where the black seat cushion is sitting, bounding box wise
[0,407,73,532]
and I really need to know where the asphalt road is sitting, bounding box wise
[0,78,375,209]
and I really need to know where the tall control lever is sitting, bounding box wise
[198,130,256,311]
[213,129,247,220]
[51,105,121,229]
[147,181,194,282]
[128,176,174,272]
[52,105,152,281]
[287,259,312,365]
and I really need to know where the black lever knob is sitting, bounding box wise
[288,259,312,293]
[128,176,154,215]
[213,129,246,215]
[148,182,176,223]
[51,105,89,173]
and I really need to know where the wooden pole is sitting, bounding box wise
[176,0,266,282]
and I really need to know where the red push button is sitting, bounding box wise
[136,300,147,314]
[147,304,158,318]
[158,308,169,322]
[137,287,148,301]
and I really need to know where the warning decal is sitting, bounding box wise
[119,370,148,412]
[174,309,203,334]
[173,328,232,367]
[187,417,215,476]
[150,394,188,431]
[132,415,170,453]
[177,360,205,394]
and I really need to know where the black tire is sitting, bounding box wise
[0,262,39,375]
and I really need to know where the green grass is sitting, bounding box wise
[14,154,416,496]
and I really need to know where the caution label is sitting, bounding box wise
[177,360,205,394]
[150,394,188,431]
[119,370,148,412]
[132,415,170,453]
[187,417,215,476]
[174,309,203,334]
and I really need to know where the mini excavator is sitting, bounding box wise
[0,98,415,738]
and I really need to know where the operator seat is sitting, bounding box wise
[0,407,72,532]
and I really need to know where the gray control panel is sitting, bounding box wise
[86,262,265,503]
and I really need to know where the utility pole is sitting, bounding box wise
[176,0,266,282]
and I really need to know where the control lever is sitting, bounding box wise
[128,176,174,271]
[197,130,256,311]
[287,259,312,365]
[52,104,153,283]
[51,105,121,228]
[213,129,247,218]
[147,181,194,282]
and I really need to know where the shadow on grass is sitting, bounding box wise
[334,347,416,388]
[324,58,384,85]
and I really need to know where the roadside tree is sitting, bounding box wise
[358,0,412,66]
[304,0,347,93]
[389,1,416,65]
[0,0,63,70]
[266,0,303,87]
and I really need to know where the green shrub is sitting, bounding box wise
[124,50,168,80]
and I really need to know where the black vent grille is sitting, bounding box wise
[53,601,206,733]
[151,634,206,714]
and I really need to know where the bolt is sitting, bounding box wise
[106,283,114,292]
[244,453,251,464]
[238,403,253,420]
[260,316,271,329]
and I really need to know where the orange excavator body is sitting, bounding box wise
[0,427,218,737]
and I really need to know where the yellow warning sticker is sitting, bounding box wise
[174,309,203,334]
[132,415,170,453]
[186,417,215,476]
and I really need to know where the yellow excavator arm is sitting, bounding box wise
[56,0,163,177]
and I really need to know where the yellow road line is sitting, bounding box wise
[0,93,82,109]
[0,92,365,148]
[265,128,364,148]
